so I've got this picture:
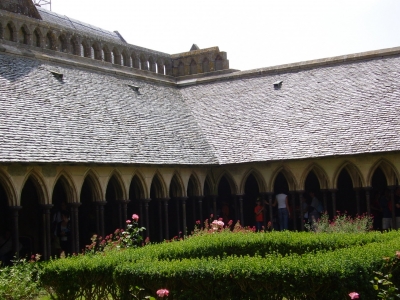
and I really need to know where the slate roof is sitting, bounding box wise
[0,46,400,165]
[0,51,217,164]
[180,55,400,164]
[37,7,125,44]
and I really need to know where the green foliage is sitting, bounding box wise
[371,252,400,299]
[39,230,400,300]
[305,212,373,233]
[0,255,43,300]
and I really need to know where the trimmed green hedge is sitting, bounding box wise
[39,230,400,300]
[116,239,400,300]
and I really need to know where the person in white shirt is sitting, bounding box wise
[271,192,290,230]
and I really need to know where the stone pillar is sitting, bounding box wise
[10,206,22,258]
[354,188,361,215]
[68,202,81,254]
[267,192,274,228]
[181,197,188,236]
[175,198,181,234]
[95,201,106,238]
[197,196,203,224]
[297,191,305,231]
[259,193,267,229]
[389,186,396,229]
[237,194,244,225]
[158,199,163,241]
[364,187,372,216]
[163,198,170,240]
[322,190,328,214]
[118,200,130,229]
[139,199,144,229]
[41,204,53,260]
[191,197,196,227]
[212,195,217,219]
[290,191,297,231]
[330,189,337,217]
[143,199,151,238]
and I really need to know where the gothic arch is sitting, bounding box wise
[156,58,164,75]
[129,171,147,199]
[81,39,91,58]
[21,170,49,205]
[333,161,365,189]
[214,55,223,71]
[69,36,79,55]
[177,61,184,76]
[140,54,148,70]
[300,163,330,190]
[150,171,167,198]
[58,33,68,53]
[32,27,42,48]
[190,59,197,75]
[269,166,298,192]
[187,172,202,197]
[204,174,215,195]
[169,172,185,197]
[202,57,210,73]
[45,30,57,50]
[112,47,121,65]
[52,171,78,203]
[0,21,3,39]
[0,169,17,206]
[18,24,30,44]
[240,168,267,194]
[82,169,103,201]
[149,56,157,72]
[5,21,17,42]
[216,171,238,195]
[122,49,130,67]
[91,42,102,60]
[102,44,112,62]
[367,158,399,187]
[105,170,127,200]
[131,52,140,69]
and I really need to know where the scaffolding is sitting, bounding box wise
[33,0,51,10]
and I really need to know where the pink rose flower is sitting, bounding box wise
[126,220,131,224]
[349,292,359,299]
[156,289,169,298]
[132,214,139,221]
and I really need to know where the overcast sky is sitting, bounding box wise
[42,0,400,71]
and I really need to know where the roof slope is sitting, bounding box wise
[0,52,217,164]
[37,8,124,43]
[180,55,400,164]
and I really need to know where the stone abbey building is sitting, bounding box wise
[0,0,399,259]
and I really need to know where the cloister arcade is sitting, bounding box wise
[0,18,229,77]
[0,154,398,260]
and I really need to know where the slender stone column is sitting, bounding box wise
[163,198,170,240]
[322,190,328,214]
[297,191,305,231]
[354,188,361,215]
[181,197,188,236]
[267,192,274,228]
[41,204,53,260]
[290,191,297,230]
[364,187,372,216]
[197,196,204,224]
[175,198,181,234]
[212,195,217,219]
[118,200,130,229]
[389,186,396,229]
[237,194,244,225]
[68,202,81,254]
[259,193,267,229]
[191,197,196,226]
[158,199,163,241]
[330,189,337,217]
[95,201,106,238]
[142,199,151,238]
[139,199,144,228]
[10,206,22,258]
